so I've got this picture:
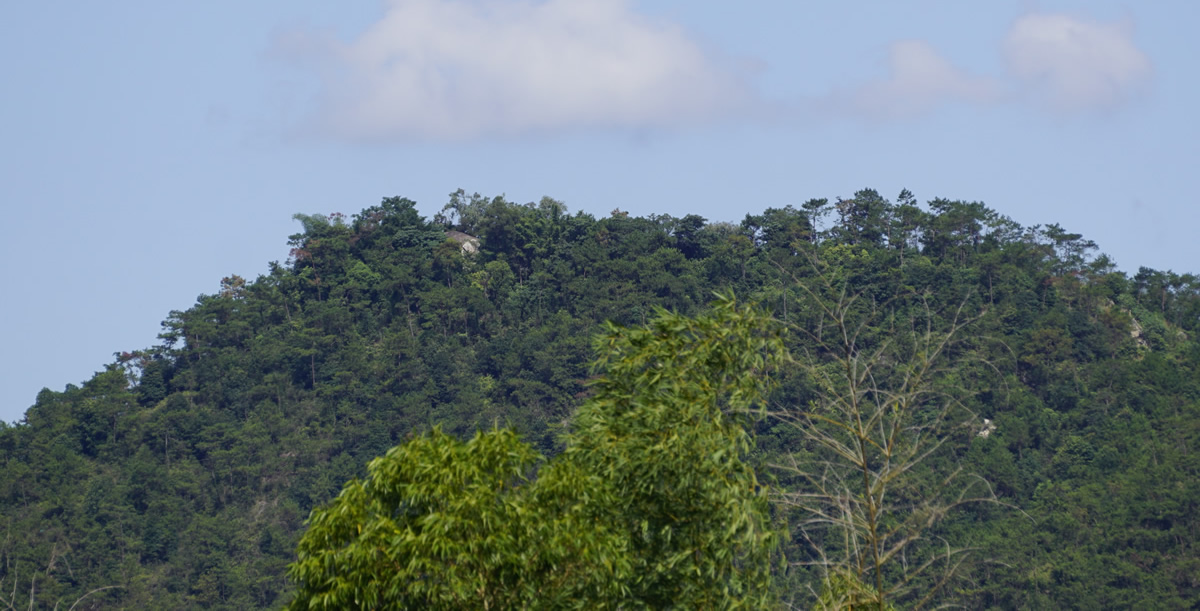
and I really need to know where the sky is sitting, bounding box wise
[2,0,1197,423]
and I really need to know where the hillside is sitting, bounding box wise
[2,189,1198,608]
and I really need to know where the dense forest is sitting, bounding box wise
[2,188,1198,608]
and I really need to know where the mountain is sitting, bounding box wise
[2,189,1197,609]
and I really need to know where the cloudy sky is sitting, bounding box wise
[2,1,1196,423]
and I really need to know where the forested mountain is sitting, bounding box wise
[2,188,1198,608]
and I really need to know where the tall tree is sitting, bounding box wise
[770,259,1000,609]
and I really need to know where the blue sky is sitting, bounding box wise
[2,1,1196,423]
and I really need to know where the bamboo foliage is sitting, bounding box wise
[287,297,786,609]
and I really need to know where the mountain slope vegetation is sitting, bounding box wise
[2,189,1198,608]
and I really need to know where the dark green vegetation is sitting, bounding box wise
[2,189,1199,608]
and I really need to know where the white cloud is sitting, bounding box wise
[838,40,1002,119]
[820,12,1152,122]
[283,0,751,141]
[1004,13,1152,112]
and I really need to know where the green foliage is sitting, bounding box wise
[815,570,896,611]
[288,298,784,609]
[565,296,785,608]
[287,427,629,610]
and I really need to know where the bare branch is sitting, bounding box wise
[767,254,1006,608]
